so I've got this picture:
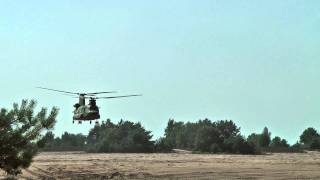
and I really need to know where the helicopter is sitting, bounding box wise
[36,87,141,124]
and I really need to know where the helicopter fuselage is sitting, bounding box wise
[73,96,100,121]
[73,105,100,120]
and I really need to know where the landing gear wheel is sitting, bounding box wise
[78,121,82,124]
[90,120,92,124]
[72,120,74,124]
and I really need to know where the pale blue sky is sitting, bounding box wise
[1,1,319,143]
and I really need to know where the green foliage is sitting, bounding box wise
[263,136,296,153]
[247,133,261,147]
[87,119,154,153]
[164,119,185,149]
[297,127,320,150]
[39,119,320,155]
[309,138,320,150]
[195,125,221,152]
[161,119,256,154]
[300,127,320,145]
[270,136,289,148]
[0,100,58,175]
[223,135,256,154]
[42,132,86,151]
[247,128,303,153]
[154,137,172,152]
[259,127,271,148]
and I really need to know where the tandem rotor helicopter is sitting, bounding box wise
[36,87,141,124]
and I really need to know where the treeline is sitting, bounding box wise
[43,119,154,153]
[42,119,320,154]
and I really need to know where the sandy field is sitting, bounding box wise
[1,151,320,179]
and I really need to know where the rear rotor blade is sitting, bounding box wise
[94,94,142,99]
[36,87,80,95]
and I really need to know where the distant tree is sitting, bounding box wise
[164,119,184,149]
[214,120,240,139]
[194,126,221,152]
[281,139,289,148]
[41,131,55,150]
[247,133,261,147]
[0,100,58,175]
[259,127,271,147]
[300,128,320,145]
[224,135,256,154]
[43,131,55,142]
[270,136,289,148]
[87,120,154,153]
[309,138,320,150]
[291,142,302,149]
[161,119,256,154]
[42,132,86,151]
[154,137,172,152]
[61,132,86,148]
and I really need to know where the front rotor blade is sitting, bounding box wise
[61,94,79,98]
[86,91,117,96]
[94,94,142,99]
[36,87,79,95]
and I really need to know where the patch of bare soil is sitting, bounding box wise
[1,151,320,179]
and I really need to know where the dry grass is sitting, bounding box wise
[1,151,320,179]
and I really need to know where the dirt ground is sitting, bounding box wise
[1,151,320,179]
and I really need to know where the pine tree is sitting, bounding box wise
[0,100,58,175]
[259,127,271,148]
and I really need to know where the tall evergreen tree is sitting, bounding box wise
[0,100,58,175]
[259,127,271,148]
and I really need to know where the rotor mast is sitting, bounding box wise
[79,94,86,106]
